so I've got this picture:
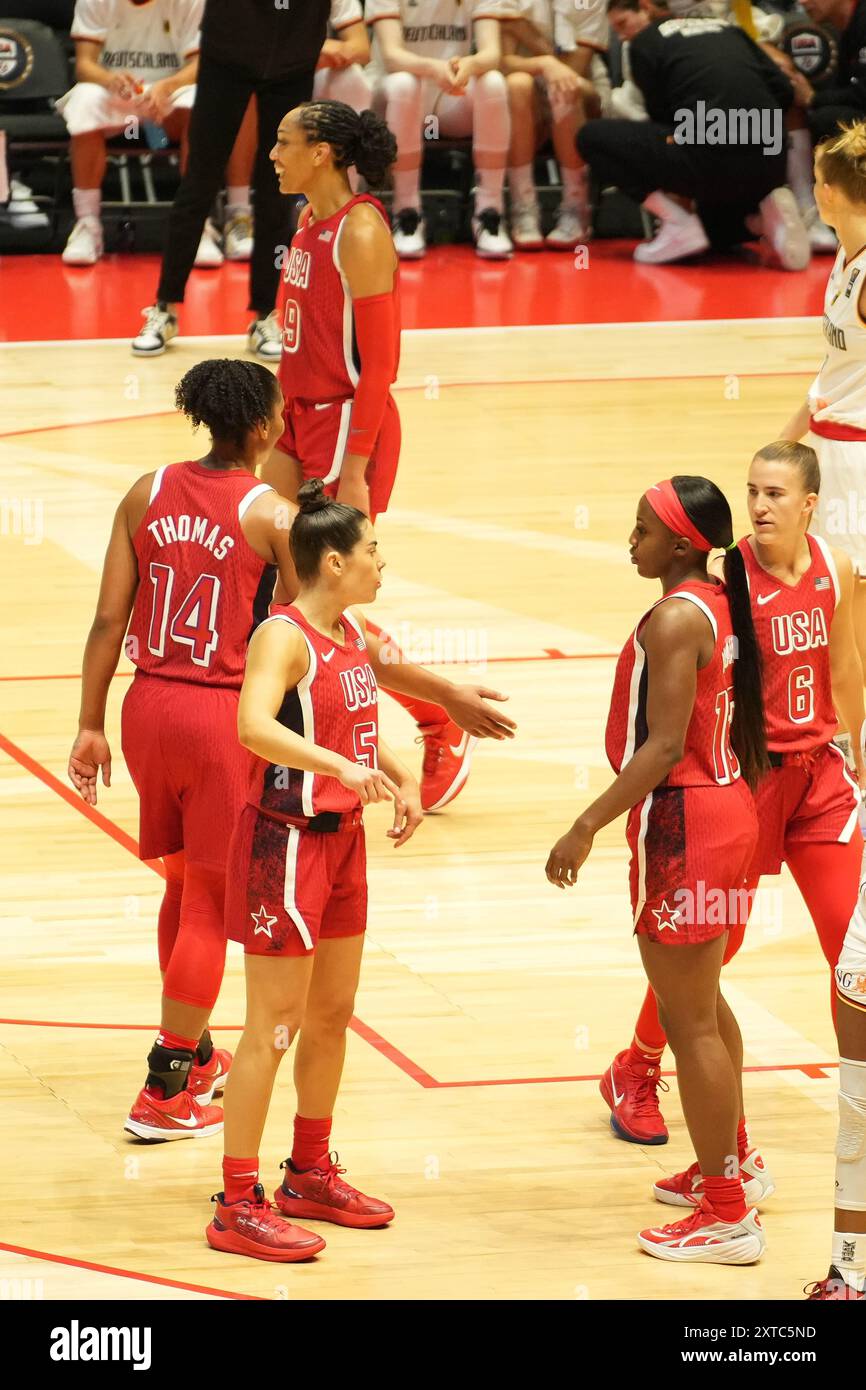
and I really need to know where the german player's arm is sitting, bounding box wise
[68,481,143,804]
[350,608,517,739]
[779,399,811,441]
[337,205,399,516]
[376,738,423,846]
[829,549,866,789]
[546,602,704,888]
[238,621,398,805]
[320,19,371,70]
[374,14,452,84]
[450,18,502,86]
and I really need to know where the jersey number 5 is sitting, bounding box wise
[353,722,378,770]
[147,563,221,668]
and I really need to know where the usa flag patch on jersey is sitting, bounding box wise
[815,575,832,589]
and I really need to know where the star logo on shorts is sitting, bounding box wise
[251,905,277,938]
[651,898,682,932]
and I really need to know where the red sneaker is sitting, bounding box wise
[638,1197,765,1265]
[188,1047,232,1104]
[600,1049,669,1145]
[206,1184,326,1263]
[124,1087,223,1141]
[417,720,477,811]
[806,1266,866,1300]
[654,1148,776,1208]
[274,1153,394,1229]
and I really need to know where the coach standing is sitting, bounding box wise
[131,0,331,360]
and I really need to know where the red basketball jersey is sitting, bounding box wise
[606,580,741,788]
[738,534,839,751]
[126,461,272,688]
[277,193,401,403]
[247,605,379,818]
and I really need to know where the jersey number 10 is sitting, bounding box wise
[147,563,221,667]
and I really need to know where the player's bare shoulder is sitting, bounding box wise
[123,470,161,533]
[340,200,397,280]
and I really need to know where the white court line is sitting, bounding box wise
[0,315,822,351]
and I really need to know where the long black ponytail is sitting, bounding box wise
[671,476,769,790]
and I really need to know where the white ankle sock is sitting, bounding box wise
[832,1231,866,1291]
[561,165,588,208]
[787,129,815,209]
[508,163,535,206]
[643,190,694,225]
[72,187,100,220]
[226,186,251,212]
[474,163,505,216]
[392,168,421,213]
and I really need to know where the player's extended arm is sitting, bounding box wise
[779,399,811,441]
[68,485,143,804]
[829,549,866,788]
[376,737,423,845]
[546,601,705,887]
[355,615,517,739]
[337,205,399,515]
[238,620,398,805]
[328,19,371,68]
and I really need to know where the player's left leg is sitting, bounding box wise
[786,834,863,1022]
[636,934,765,1264]
[441,73,512,258]
[546,74,590,248]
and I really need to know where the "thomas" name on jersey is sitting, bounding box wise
[146,514,235,561]
[770,608,828,655]
[339,664,377,712]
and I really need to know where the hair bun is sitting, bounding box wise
[297,478,330,513]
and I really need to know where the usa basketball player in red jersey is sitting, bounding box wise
[603,449,865,1257]
[547,477,770,1264]
[207,479,421,1261]
[68,360,301,1140]
[259,99,516,811]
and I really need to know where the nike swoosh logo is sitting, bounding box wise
[611,1077,625,1107]
[449,733,470,759]
[314,402,334,410]
[756,590,781,606]
[322,649,335,662]
[163,1113,202,1129]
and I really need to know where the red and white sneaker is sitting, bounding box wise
[653,1148,775,1208]
[805,1265,866,1300]
[188,1048,232,1104]
[638,1197,765,1265]
[206,1184,326,1263]
[600,1049,669,1145]
[124,1087,223,1141]
[274,1153,394,1229]
[417,720,477,812]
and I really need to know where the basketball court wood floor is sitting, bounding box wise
[0,316,847,1300]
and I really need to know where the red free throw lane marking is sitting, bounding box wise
[0,1240,265,1300]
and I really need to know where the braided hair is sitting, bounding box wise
[175,359,280,450]
[295,100,397,188]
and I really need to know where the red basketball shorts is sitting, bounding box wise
[747,743,861,877]
[627,779,759,946]
[121,673,248,870]
[227,804,368,957]
[275,392,400,516]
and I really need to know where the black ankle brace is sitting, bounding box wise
[146,1043,194,1099]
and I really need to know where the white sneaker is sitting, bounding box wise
[131,303,178,357]
[472,208,513,259]
[224,208,253,261]
[634,214,709,264]
[194,217,224,268]
[510,200,544,250]
[758,187,810,271]
[653,1148,776,1209]
[62,216,103,266]
[638,1199,766,1265]
[392,208,426,259]
[546,203,586,250]
[248,311,282,362]
[802,202,838,254]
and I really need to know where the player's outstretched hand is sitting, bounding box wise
[387,778,423,847]
[445,685,517,740]
[68,730,112,806]
[545,823,593,889]
[337,759,399,805]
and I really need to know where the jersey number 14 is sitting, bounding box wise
[147,563,221,667]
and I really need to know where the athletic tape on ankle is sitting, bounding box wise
[836,1058,866,1212]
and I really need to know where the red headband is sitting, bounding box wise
[645,480,713,553]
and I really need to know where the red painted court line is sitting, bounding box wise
[0,730,166,879]
[0,1240,264,1300]
[348,1016,439,1088]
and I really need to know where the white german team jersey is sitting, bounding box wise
[70,0,202,83]
[503,0,608,51]
[329,0,363,33]
[809,244,866,429]
[366,0,511,62]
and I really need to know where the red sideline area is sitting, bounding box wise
[0,1240,264,1300]
[0,729,840,1088]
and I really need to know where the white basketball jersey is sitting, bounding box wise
[70,0,202,84]
[366,0,509,63]
[809,244,866,429]
[330,0,363,32]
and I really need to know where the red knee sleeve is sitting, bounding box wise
[157,852,185,974]
[162,863,227,1011]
